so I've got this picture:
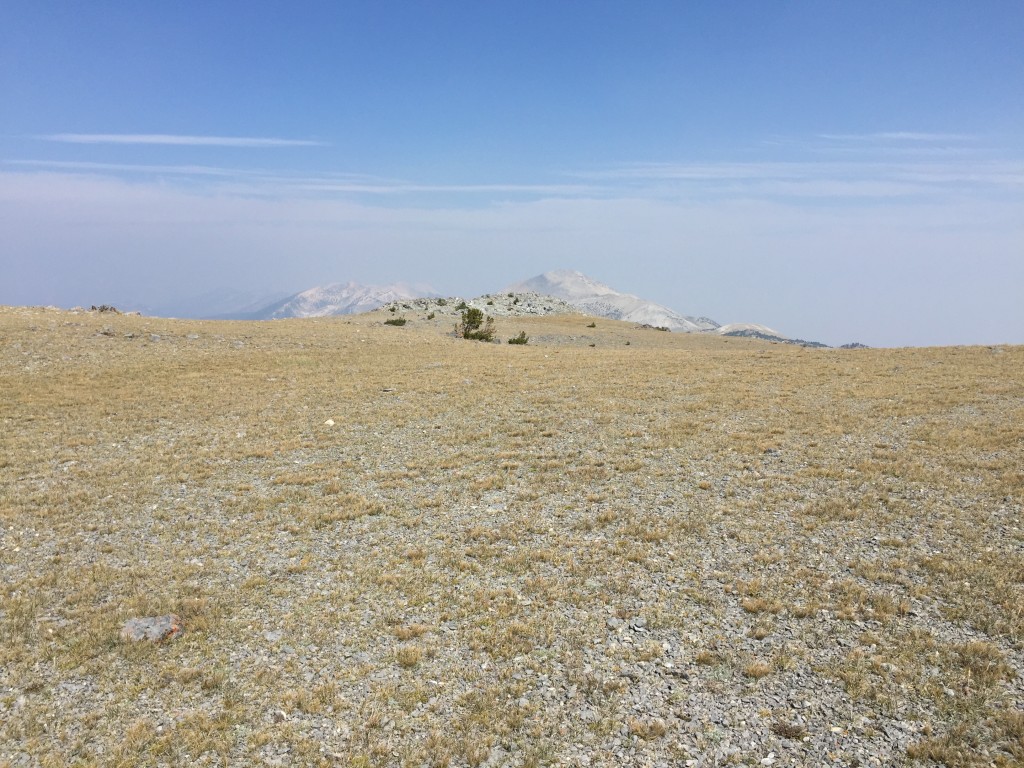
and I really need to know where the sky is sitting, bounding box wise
[1,1,1022,347]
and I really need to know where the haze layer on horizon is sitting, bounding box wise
[2,2,1022,348]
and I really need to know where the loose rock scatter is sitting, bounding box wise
[0,305,1021,767]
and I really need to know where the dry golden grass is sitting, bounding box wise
[1,305,1022,766]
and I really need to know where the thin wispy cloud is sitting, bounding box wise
[288,181,600,196]
[3,159,599,198]
[818,132,975,142]
[37,133,326,147]
[574,159,1020,187]
[8,159,238,176]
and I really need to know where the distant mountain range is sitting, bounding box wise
[231,281,434,320]
[183,270,849,347]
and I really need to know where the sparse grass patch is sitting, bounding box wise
[956,640,1016,686]
[740,597,784,615]
[627,716,668,740]
[743,660,772,679]
[395,622,430,640]
[695,650,724,666]
[395,644,424,668]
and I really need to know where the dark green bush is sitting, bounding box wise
[456,307,495,341]
[384,317,407,326]
[508,331,528,345]
[462,307,484,329]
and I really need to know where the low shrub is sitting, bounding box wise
[456,307,495,342]
[508,331,528,345]
[384,317,407,326]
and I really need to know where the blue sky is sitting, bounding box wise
[2,1,1022,346]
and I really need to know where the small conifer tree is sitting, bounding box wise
[456,307,495,341]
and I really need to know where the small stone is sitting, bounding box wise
[120,614,183,642]
[324,419,335,426]
[630,621,647,633]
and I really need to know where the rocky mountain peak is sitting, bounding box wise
[506,270,720,333]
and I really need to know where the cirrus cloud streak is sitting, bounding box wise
[37,133,326,148]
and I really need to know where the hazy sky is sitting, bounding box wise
[2,2,1022,347]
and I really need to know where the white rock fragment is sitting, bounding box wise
[120,614,183,642]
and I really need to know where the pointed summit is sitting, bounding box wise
[506,270,719,332]
[515,270,620,300]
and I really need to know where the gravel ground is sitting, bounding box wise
[1,305,1022,767]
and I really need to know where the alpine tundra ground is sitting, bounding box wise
[1,304,1022,768]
